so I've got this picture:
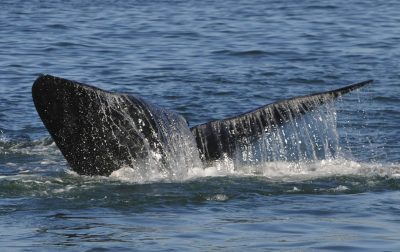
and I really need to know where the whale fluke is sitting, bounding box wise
[32,75,372,176]
[190,80,372,161]
[32,75,201,176]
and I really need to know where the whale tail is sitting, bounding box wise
[32,74,372,176]
[32,75,201,176]
[190,80,373,162]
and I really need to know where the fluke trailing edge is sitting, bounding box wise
[32,75,372,176]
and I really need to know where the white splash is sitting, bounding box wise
[107,99,398,183]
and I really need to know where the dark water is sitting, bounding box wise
[1,0,400,251]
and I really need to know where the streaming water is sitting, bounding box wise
[101,93,203,182]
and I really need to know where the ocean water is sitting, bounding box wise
[0,0,400,251]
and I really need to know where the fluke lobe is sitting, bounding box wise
[32,75,372,176]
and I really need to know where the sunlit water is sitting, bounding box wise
[0,0,400,251]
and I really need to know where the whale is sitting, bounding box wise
[32,75,372,176]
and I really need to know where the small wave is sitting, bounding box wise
[163,31,202,38]
[212,49,268,57]
[0,160,399,202]
[373,96,400,103]
[0,136,58,156]
[205,194,229,201]
[50,42,90,48]
[330,185,349,192]
[205,159,400,181]
[306,5,338,10]
[46,24,69,29]
[261,71,279,77]
[288,78,326,84]
[109,157,400,184]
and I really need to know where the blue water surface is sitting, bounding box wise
[1,0,400,251]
